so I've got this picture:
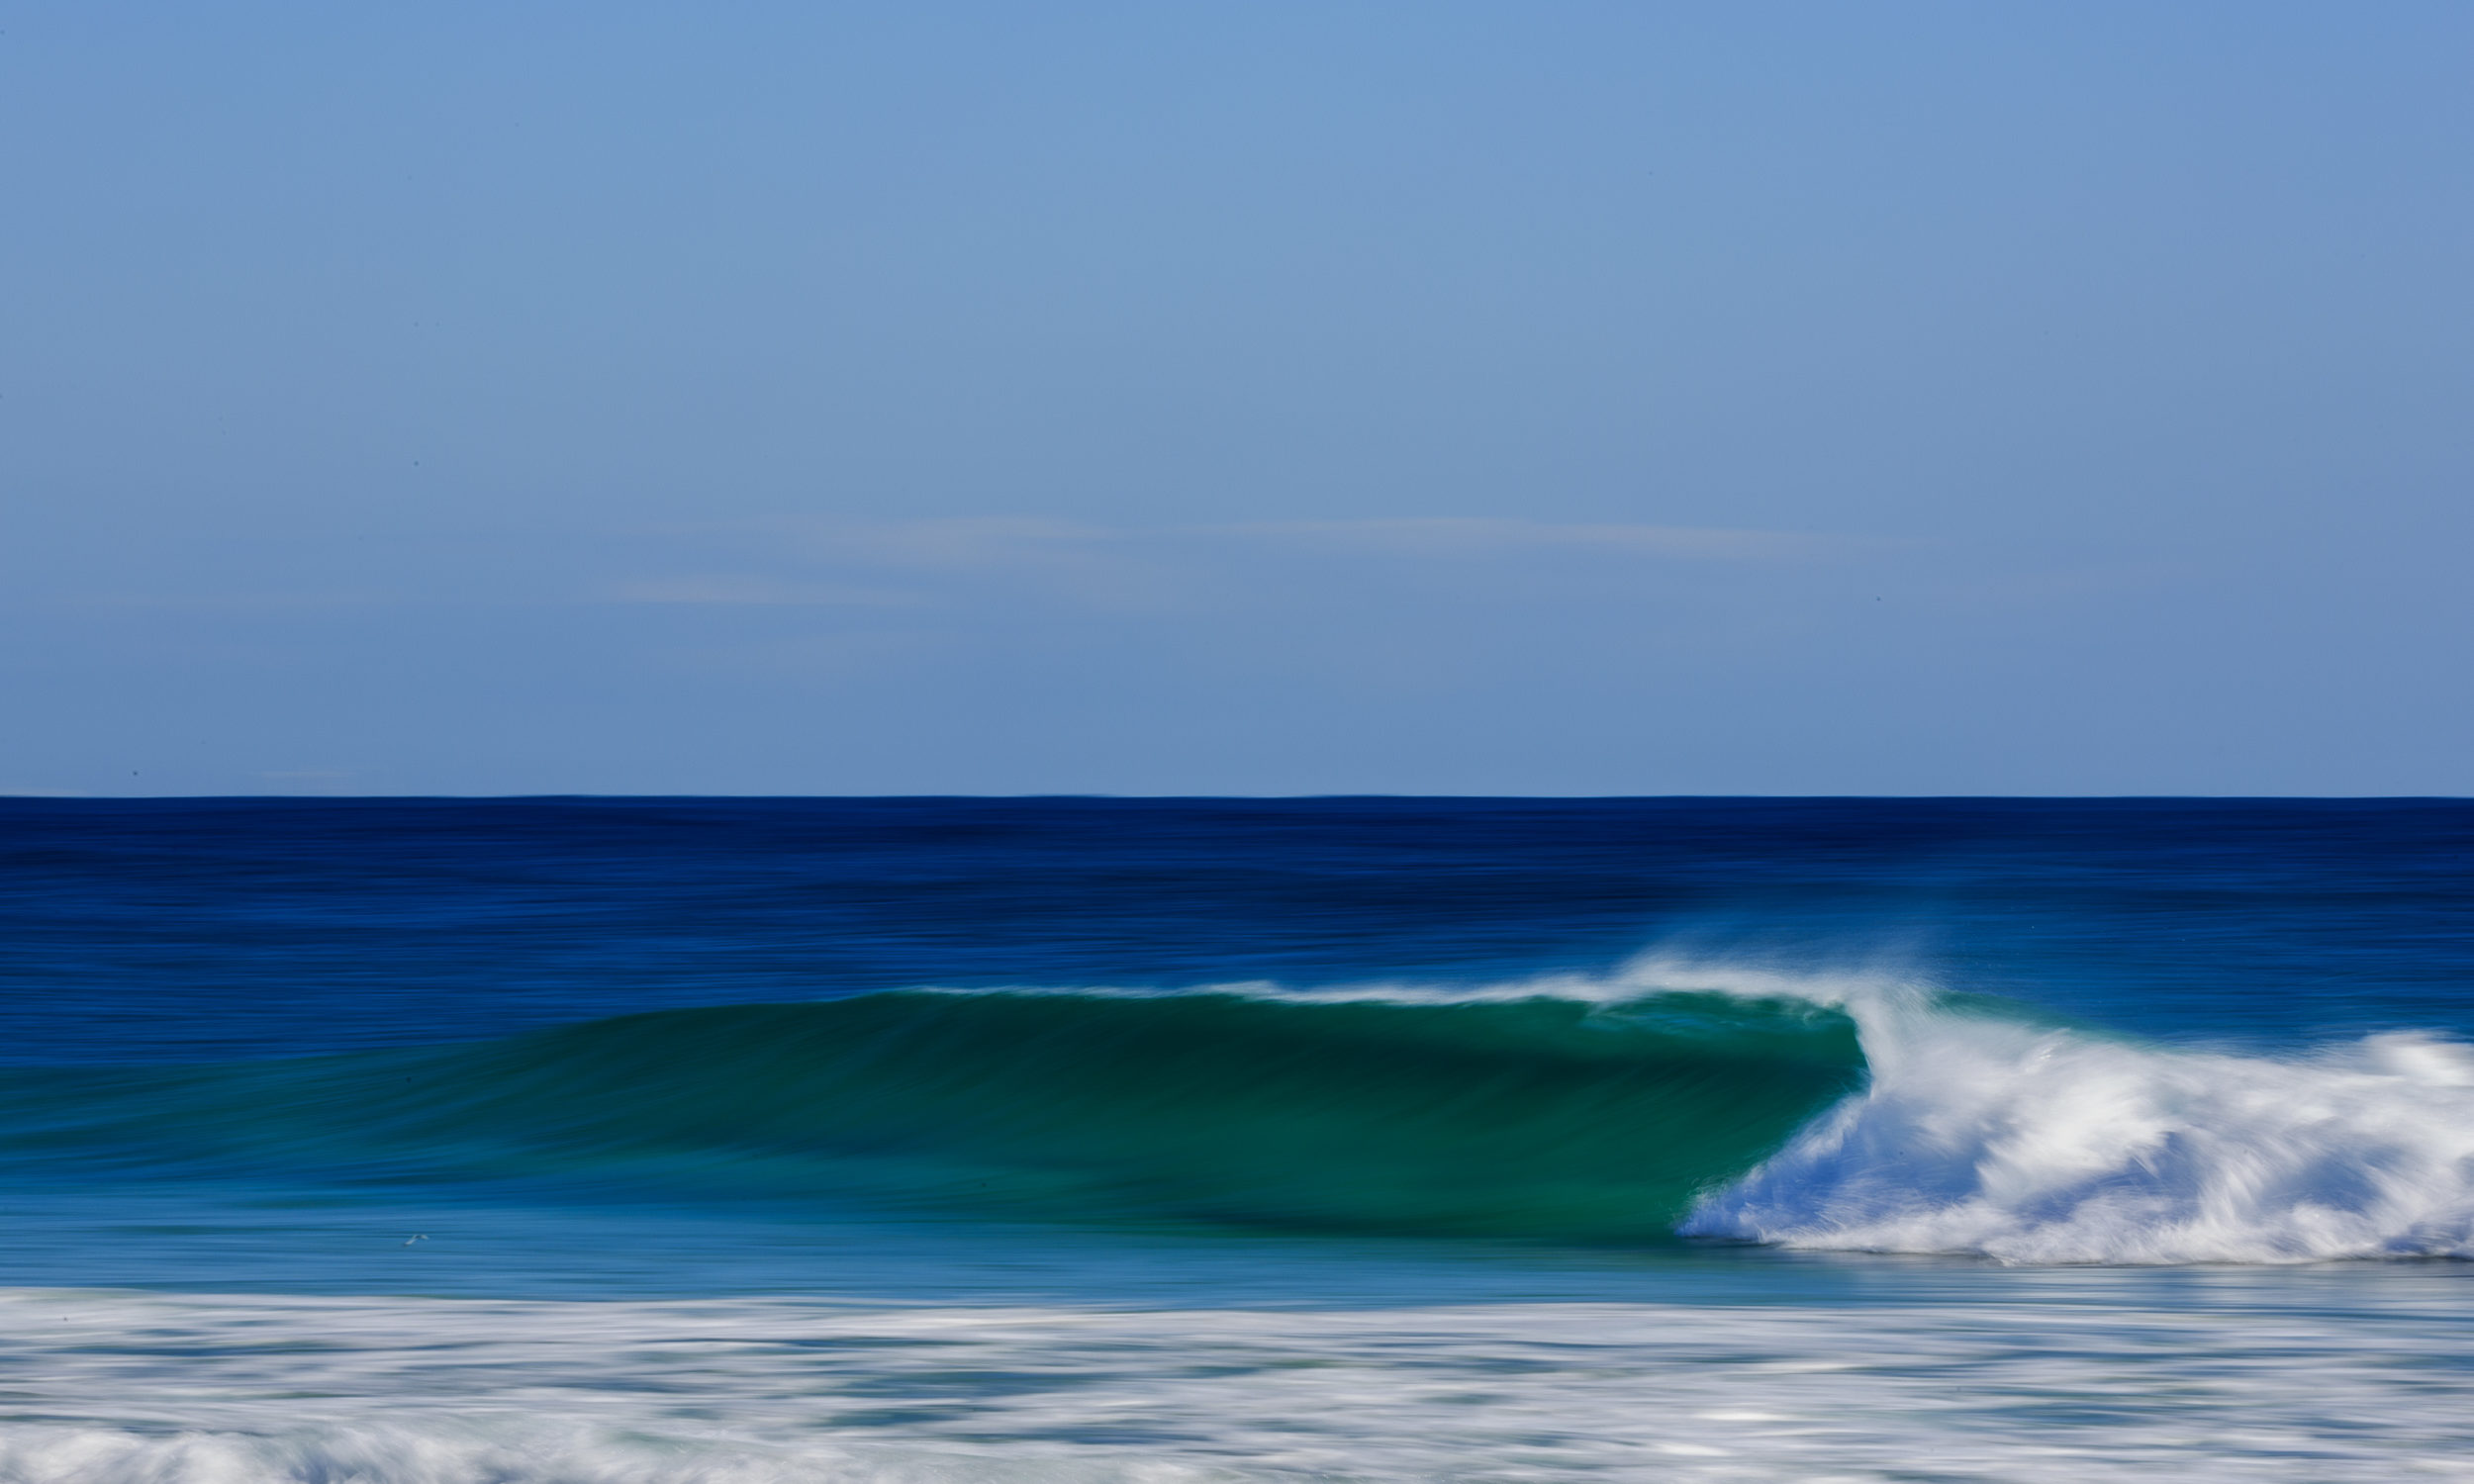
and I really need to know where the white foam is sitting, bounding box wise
[1685,979,2474,1263]
[0,1423,1191,1484]
[912,953,1901,1009]
[5,1285,2472,1483]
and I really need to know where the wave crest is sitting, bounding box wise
[1684,982,2474,1263]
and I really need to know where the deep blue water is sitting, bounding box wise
[7,796,2471,1064]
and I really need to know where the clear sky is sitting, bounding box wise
[6,2,2469,795]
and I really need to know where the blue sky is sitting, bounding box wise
[6,2,2470,794]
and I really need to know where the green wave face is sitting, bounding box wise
[5,991,1866,1244]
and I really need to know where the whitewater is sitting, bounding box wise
[6,1280,2472,1484]
[1675,967,2474,1263]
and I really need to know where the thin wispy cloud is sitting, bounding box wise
[611,575,924,608]
[1214,518,1858,561]
[682,516,1861,569]
[760,517,1119,571]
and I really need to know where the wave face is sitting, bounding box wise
[1681,976,2474,1263]
[0,987,1863,1245]
[10,966,2474,1262]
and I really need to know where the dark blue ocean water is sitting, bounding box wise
[8,796,2471,1064]
[4,798,2471,1482]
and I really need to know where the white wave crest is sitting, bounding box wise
[1685,982,2474,1264]
[911,953,1904,1009]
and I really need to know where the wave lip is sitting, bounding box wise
[1685,986,2474,1264]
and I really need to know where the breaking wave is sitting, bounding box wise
[1681,971,2474,1262]
[5,962,2470,1261]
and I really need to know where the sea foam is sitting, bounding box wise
[6,1286,2471,1484]
[1673,965,2474,1263]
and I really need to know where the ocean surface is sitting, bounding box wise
[2,796,2470,1481]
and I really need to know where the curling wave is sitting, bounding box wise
[7,967,2472,1261]
[0,985,1862,1244]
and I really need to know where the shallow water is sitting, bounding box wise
[8,1273,2473,1482]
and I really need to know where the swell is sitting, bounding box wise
[0,988,1865,1244]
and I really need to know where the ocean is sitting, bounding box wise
[2,796,2469,1481]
